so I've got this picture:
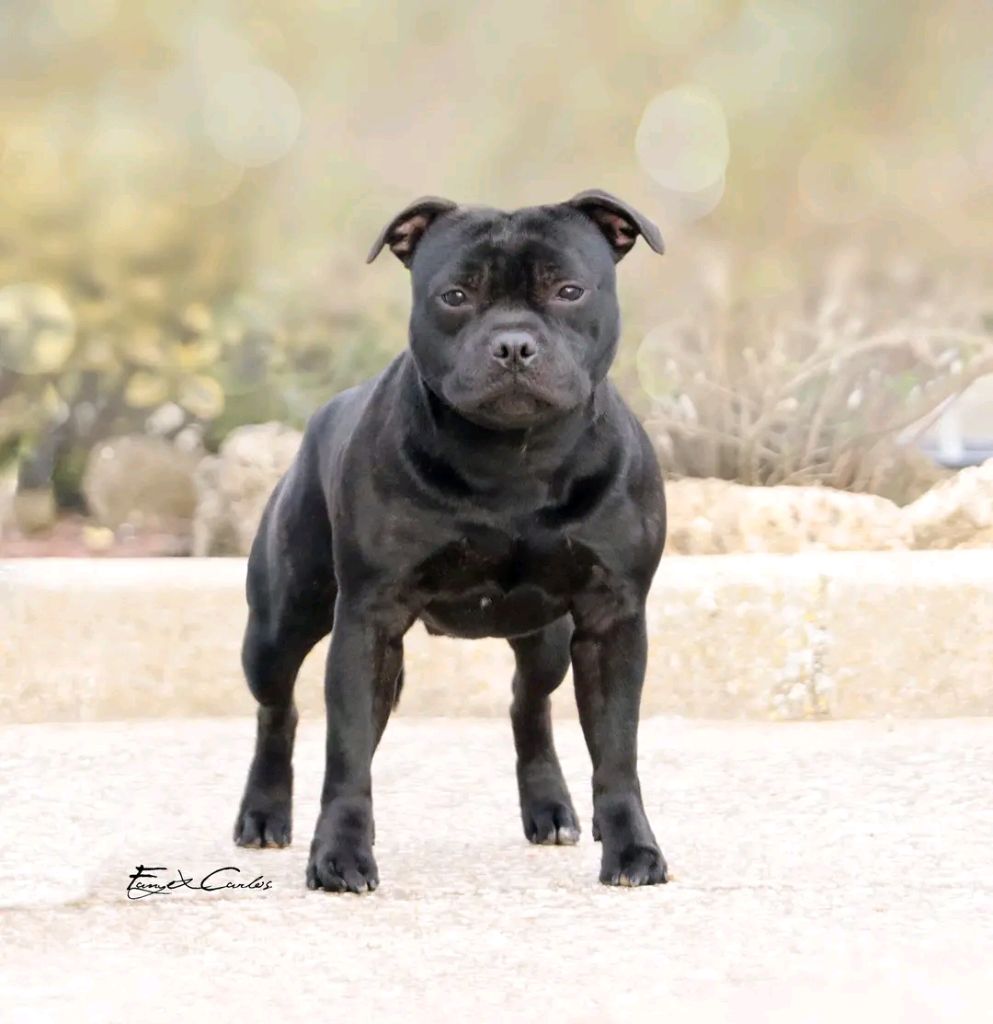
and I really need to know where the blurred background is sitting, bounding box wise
[1,0,991,555]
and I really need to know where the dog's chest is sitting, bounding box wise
[414,525,592,639]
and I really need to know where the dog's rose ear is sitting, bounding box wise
[366,196,459,267]
[566,189,665,261]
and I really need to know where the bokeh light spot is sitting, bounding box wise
[177,374,225,419]
[0,284,76,375]
[124,372,169,409]
[636,85,729,193]
[203,64,302,168]
[636,323,682,402]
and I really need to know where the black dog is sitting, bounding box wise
[233,190,668,892]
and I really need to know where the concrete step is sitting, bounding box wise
[2,551,992,723]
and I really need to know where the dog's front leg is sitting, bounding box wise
[571,608,668,887]
[306,599,403,894]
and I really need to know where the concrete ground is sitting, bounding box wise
[1,715,991,1022]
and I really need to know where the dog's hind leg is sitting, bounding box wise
[233,602,332,848]
[508,616,580,845]
[234,477,336,849]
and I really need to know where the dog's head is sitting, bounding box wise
[367,190,663,430]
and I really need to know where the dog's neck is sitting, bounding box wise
[399,353,609,490]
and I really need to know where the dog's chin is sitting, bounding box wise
[444,382,578,431]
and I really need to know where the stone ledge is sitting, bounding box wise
[1,552,992,723]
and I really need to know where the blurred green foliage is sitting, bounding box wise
[0,0,991,505]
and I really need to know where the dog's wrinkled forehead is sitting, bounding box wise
[412,206,609,293]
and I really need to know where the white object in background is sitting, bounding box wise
[937,402,965,464]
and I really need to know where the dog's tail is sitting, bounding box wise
[392,666,405,710]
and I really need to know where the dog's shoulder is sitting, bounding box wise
[589,382,663,487]
[560,382,666,579]
[302,354,408,473]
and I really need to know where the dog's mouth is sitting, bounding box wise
[479,393,554,425]
[447,377,567,428]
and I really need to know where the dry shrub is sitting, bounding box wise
[643,247,993,500]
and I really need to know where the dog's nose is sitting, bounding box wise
[490,331,538,369]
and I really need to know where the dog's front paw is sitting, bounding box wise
[599,842,668,887]
[233,792,292,849]
[306,835,378,894]
[521,797,581,846]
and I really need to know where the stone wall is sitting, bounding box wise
[3,552,992,723]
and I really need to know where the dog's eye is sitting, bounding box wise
[440,289,468,308]
[556,284,584,301]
